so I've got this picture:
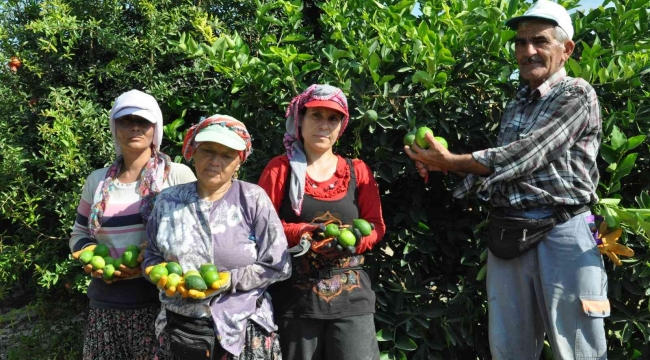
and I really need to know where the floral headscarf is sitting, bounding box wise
[182,115,253,163]
[284,84,350,215]
[88,91,171,237]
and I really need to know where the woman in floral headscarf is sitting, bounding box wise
[143,114,291,360]
[258,84,386,359]
[69,90,196,360]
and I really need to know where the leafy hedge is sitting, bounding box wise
[0,0,649,358]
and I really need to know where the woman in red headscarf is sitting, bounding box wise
[258,84,386,359]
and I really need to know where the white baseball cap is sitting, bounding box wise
[505,0,574,40]
[108,90,164,156]
[113,106,157,123]
[110,90,162,123]
[195,124,246,151]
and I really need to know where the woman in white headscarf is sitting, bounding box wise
[69,90,196,360]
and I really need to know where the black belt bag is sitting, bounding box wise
[487,205,590,260]
[166,310,223,360]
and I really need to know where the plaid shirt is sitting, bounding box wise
[453,68,601,209]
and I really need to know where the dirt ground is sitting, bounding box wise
[0,290,85,359]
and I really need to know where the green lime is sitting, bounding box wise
[337,229,357,247]
[113,256,123,269]
[183,270,201,279]
[149,264,168,283]
[403,132,416,147]
[434,136,448,149]
[202,270,220,285]
[93,244,110,258]
[103,256,114,266]
[165,273,182,289]
[79,250,94,264]
[185,275,208,291]
[166,262,183,276]
[352,219,373,236]
[200,264,218,276]
[125,244,140,254]
[122,250,139,268]
[324,224,340,237]
[103,264,115,280]
[90,256,106,271]
[364,110,378,122]
[415,126,434,149]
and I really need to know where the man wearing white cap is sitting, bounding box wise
[406,1,610,358]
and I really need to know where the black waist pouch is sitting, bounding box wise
[166,310,224,360]
[487,208,556,259]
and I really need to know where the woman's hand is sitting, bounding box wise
[144,262,168,289]
[187,272,231,299]
[113,264,142,278]
[71,244,96,260]
[82,263,105,279]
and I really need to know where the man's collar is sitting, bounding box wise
[516,68,567,101]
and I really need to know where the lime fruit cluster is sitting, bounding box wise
[149,262,223,296]
[322,219,374,247]
[403,126,448,150]
[77,243,143,280]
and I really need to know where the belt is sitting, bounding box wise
[308,266,363,279]
[498,204,590,223]
[555,205,590,223]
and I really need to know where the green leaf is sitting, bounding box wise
[263,16,283,25]
[368,39,379,54]
[476,264,487,281]
[369,53,381,72]
[376,328,394,341]
[395,335,418,351]
[301,62,321,73]
[417,221,430,231]
[376,117,393,129]
[606,162,617,173]
[378,75,395,86]
[434,72,448,85]
[438,48,455,66]
[610,126,627,149]
[373,0,387,9]
[506,0,518,17]
[612,153,638,184]
[568,58,582,77]
[599,198,621,206]
[333,49,353,60]
[599,143,617,164]
[598,67,609,83]
[604,206,620,228]
[626,135,646,151]
[412,71,433,86]
[283,34,307,42]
